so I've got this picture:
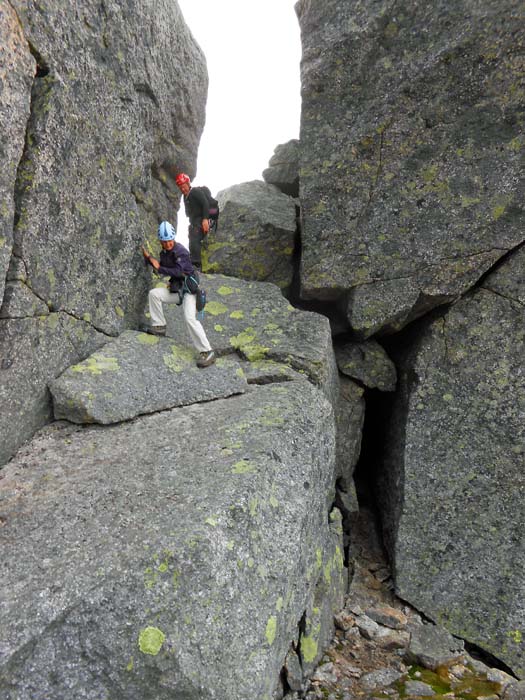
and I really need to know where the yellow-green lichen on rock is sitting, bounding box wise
[138,627,166,656]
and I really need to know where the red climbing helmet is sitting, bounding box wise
[175,173,190,187]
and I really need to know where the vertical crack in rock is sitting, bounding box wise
[356,124,389,233]
[12,43,51,246]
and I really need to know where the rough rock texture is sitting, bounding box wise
[335,340,397,391]
[0,1,34,307]
[296,0,525,337]
[406,623,465,671]
[335,377,365,494]
[263,139,301,197]
[0,0,207,465]
[0,314,107,466]
[160,273,340,403]
[203,181,297,290]
[0,380,344,700]
[378,249,525,676]
[50,331,247,424]
[300,508,348,678]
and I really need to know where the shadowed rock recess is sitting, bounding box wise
[1,0,525,696]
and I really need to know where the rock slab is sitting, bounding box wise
[50,331,247,424]
[0,381,341,700]
[379,248,525,677]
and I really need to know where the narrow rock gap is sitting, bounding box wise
[471,239,525,294]
[287,203,303,302]
[351,386,394,557]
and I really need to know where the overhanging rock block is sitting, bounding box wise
[0,381,340,699]
[297,0,525,335]
[50,330,247,424]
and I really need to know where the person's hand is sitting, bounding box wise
[201,218,210,234]
[142,247,160,270]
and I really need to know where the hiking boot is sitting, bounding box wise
[143,325,166,336]
[197,350,216,368]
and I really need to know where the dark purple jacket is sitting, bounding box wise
[157,242,195,280]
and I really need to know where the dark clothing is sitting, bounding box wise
[157,242,195,285]
[183,187,210,225]
[188,222,206,269]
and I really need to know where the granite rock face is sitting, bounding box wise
[0,0,207,465]
[0,314,107,466]
[263,139,301,197]
[160,273,340,403]
[296,0,525,337]
[50,331,247,424]
[378,249,525,676]
[0,380,344,700]
[0,1,34,307]
[203,181,297,290]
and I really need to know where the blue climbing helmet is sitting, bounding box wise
[157,221,176,241]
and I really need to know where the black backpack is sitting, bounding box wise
[195,186,219,224]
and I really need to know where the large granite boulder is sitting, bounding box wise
[0,315,107,466]
[378,249,525,676]
[50,331,248,424]
[263,139,301,197]
[0,0,207,465]
[159,273,339,403]
[203,181,297,290]
[0,1,34,307]
[296,0,525,337]
[0,380,345,700]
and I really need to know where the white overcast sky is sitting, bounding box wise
[176,0,302,208]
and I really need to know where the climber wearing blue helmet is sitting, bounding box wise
[141,221,215,368]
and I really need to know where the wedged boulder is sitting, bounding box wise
[335,339,397,391]
[0,2,34,307]
[335,376,365,493]
[203,181,297,290]
[0,380,341,700]
[0,315,107,466]
[50,331,248,425]
[162,274,340,403]
[0,0,207,463]
[263,139,301,197]
[296,0,525,336]
[378,249,525,676]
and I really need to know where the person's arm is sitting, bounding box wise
[190,188,210,220]
[141,246,160,270]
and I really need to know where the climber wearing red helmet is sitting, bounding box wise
[175,173,211,269]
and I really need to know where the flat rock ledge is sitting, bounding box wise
[50,331,247,424]
[0,381,343,700]
[162,273,339,403]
